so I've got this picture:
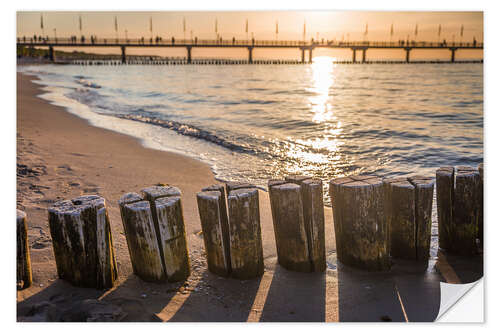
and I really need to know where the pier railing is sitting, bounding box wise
[17,36,483,49]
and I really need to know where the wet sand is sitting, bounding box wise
[17,70,481,322]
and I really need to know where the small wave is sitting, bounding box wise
[75,78,101,89]
[117,114,257,155]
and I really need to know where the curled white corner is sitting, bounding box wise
[436,279,483,322]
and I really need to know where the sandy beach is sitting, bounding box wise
[16,71,343,321]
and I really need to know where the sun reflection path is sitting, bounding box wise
[282,56,346,178]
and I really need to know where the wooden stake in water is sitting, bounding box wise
[17,209,32,290]
[48,195,118,289]
[227,188,264,279]
[329,176,390,271]
[478,163,484,246]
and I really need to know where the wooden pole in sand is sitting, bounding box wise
[48,195,118,289]
[227,188,264,279]
[140,185,190,282]
[154,196,191,282]
[268,182,311,272]
[409,176,434,261]
[436,166,481,255]
[383,176,434,261]
[17,210,32,290]
[436,166,454,251]
[118,193,166,282]
[329,176,390,271]
[196,189,231,276]
[285,176,326,272]
[201,184,231,273]
[453,166,481,255]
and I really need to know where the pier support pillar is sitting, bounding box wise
[301,48,305,64]
[352,49,356,63]
[248,47,253,64]
[187,46,192,64]
[121,46,127,64]
[49,46,55,62]
[405,47,411,63]
[309,48,313,63]
[362,48,367,63]
[450,48,457,62]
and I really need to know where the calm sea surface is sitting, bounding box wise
[19,59,483,207]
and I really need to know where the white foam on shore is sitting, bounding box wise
[18,67,248,185]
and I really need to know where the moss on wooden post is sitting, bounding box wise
[17,210,32,290]
[119,194,165,282]
[329,176,390,271]
[48,195,118,289]
[227,188,264,279]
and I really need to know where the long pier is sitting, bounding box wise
[17,37,483,64]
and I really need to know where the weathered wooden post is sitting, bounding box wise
[201,184,231,274]
[155,196,191,282]
[329,176,390,271]
[17,210,32,290]
[290,177,326,272]
[140,185,190,282]
[436,166,454,251]
[269,176,326,272]
[197,190,231,276]
[478,163,484,246]
[118,193,165,282]
[384,178,415,260]
[227,188,264,279]
[383,176,434,261]
[436,166,481,255]
[225,182,256,199]
[453,166,481,255]
[268,182,310,272]
[48,195,118,289]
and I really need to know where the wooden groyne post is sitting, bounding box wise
[383,176,434,261]
[268,175,326,272]
[436,166,481,255]
[227,188,264,279]
[17,210,32,289]
[329,176,390,271]
[196,184,231,276]
[48,195,118,289]
[118,193,165,282]
[119,185,190,283]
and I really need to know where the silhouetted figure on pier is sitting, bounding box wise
[473,37,477,47]
[172,37,175,45]
[232,37,235,44]
[195,37,198,44]
[81,36,85,43]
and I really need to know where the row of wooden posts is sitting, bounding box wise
[17,164,483,290]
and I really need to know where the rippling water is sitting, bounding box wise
[20,58,483,206]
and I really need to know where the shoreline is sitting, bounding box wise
[16,70,338,321]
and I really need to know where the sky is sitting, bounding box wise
[17,11,483,42]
